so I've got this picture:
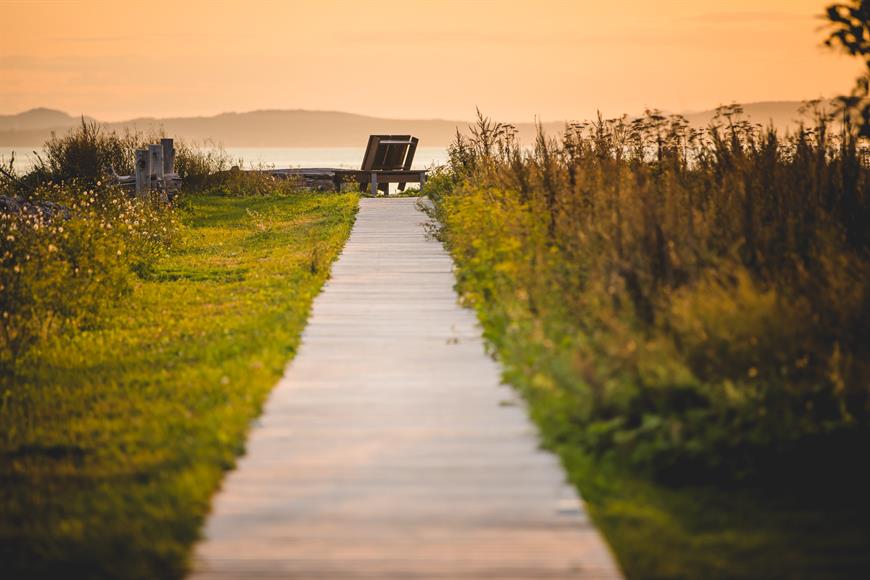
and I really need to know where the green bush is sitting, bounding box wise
[172,141,304,196]
[1,183,176,365]
[35,119,157,187]
[173,140,231,192]
[8,119,241,198]
[0,121,290,366]
[427,108,870,481]
[205,167,303,197]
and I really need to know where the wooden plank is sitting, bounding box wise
[149,144,164,199]
[161,138,175,174]
[382,134,411,171]
[360,135,381,171]
[360,135,384,192]
[189,198,622,579]
[134,148,149,198]
[399,136,419,191]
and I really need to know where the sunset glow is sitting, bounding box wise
[0,0,859,121]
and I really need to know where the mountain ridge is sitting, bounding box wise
[0,101,828,147]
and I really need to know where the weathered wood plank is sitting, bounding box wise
[148,143,165,200]
[134,148,149,198]
[399,136,419,191]
[161,138,175,175]
[189,198,622,579]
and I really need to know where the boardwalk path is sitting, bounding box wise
[190,198,622,579]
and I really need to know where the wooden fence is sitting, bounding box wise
[114,138,181,200]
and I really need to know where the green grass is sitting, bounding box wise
[0,190,358,579]
[492,330,870,579]
[558,445,870,579]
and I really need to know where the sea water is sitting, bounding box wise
[0,146,450,174]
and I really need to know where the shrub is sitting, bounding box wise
[16,119,242,197]
[427,108,870,480]
[0,183,176,366]
[0,120,303,365]
[172,142,304,196]
[173,140,232,192]
[206,167,303,197]
[36,119,157,187]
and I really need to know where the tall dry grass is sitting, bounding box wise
[428,106,869,480]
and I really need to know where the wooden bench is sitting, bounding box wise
[352,134,425,195]
[263,134,428,195]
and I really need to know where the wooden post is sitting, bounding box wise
[135,148,150,198]
[370,172,378,196]
[161,138,175,174]
[149,144,165,199]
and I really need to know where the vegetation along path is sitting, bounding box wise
[190,197,622,579]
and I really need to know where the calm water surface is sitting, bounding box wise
[0,146,449,173]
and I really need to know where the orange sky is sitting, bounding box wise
[0,0,860,122]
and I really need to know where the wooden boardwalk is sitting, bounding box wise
[189,198,622,579]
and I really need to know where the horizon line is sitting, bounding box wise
[0,97,837,126]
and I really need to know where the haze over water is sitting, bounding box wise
[0,146,450,174]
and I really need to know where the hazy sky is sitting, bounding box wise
[0,0,860,122]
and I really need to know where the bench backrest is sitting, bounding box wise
[361,135,419,171]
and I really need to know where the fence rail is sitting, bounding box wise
[113,138,181,200]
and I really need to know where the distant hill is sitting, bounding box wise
[681,100,834,132]
[110,110,480,147]
[0,108,85,132]
[0,101,829,148]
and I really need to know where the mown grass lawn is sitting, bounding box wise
[0,191,358,579]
